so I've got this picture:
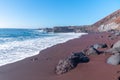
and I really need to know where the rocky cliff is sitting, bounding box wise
[39,9,120,33]
[41,25,91,33]
[92,9,120,32]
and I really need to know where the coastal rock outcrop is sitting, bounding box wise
[98,22,119,32]
[91,9,120,32]
[106,40,120,53]
[55,52,89,75]
[110,30,120,36]
[105,40,120,53]
[85,47,101,55]
[114,31,120,36]
[105,48,119,54]
[106,39,120,65]
[40,9,120,33]
[92,43,108,49]
[107,53,120,65]
[112,40,120,49]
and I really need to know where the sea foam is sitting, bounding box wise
[0,32,87,66]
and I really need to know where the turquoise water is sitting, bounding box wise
[0,29,55,43]
[0,29,87,66]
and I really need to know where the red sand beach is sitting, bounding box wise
[0,32,120,80]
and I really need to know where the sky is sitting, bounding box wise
[0,0,120,29]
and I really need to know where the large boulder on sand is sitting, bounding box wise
[92,43,108,49]
[85,47,101,55]
[114,31,120,36]
[55,52,89,75]
[112,40,120,49]
[105,40,120,54]
[105,48,119,54]
[106,40,120,65]
[107,53,120,65]
[106,40,120,53]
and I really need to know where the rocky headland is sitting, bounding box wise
[41,9,120,33]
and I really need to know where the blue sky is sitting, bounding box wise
[0,0,120,28]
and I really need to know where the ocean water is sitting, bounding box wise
[0,29,87,66]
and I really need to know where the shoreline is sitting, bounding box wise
[0,32,86,67]
[0,32,120,80]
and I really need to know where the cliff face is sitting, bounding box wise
[53,25,91,33]
[53,27,74,33]
[41,25,91,33]
[92,9,120,32]
[52,9,120,33]
[40,9,120,33]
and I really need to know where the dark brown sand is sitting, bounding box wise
[0,32,120,80]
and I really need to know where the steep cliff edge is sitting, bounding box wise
[39,9,120,33]
[92,9,120,32]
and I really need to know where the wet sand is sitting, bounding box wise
[0,32,120,80]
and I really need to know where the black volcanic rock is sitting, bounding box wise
[55,52,89,75]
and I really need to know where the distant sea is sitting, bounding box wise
[0,28,87,66]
